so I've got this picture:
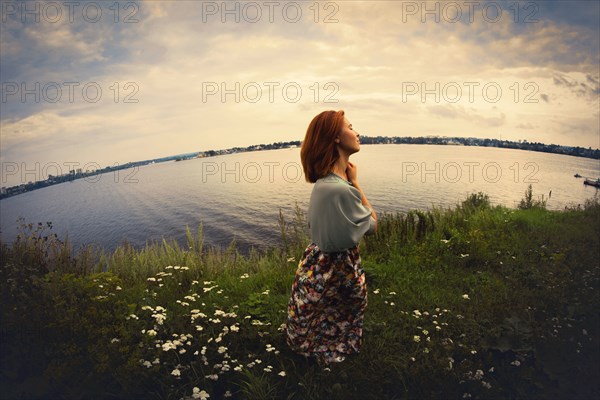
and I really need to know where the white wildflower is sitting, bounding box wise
[192,387,210,400]
[162,342,176,351]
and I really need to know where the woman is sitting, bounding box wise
[285,110,378,367]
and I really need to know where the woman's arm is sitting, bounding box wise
[350,180,377,233]
[346,161,377,233]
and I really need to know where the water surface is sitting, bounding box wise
[1,145,598,255]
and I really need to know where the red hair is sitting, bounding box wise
[300,110,345,183]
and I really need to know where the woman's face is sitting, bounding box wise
[336,117,361,155]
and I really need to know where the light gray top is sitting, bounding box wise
[307,172,377,253]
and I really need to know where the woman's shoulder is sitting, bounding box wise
[313,173,360,200]
[315,173,350,192]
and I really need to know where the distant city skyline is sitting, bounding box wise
[2,134,598,198]
[1,1,599,188]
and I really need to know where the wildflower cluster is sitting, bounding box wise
[120,266,286,399]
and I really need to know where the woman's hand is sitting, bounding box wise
[346,161,358,185]
[347,161,376,228]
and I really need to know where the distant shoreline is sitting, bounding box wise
[1,137,598,200]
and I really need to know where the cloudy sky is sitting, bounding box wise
[1,0,599,187]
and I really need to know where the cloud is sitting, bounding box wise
[428,105,507,127]
[552,72,600,102]
[534,0,600,30]
[516,122,536,130]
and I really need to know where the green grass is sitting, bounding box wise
[1,190,599,399]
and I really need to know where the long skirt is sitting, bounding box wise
[285,242,368,365]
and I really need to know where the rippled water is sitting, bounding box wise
[1,145,598,255]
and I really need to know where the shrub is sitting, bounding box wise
[461,192,491,211]
[518,184,547,210]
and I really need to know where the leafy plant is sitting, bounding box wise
[518,184,547,210]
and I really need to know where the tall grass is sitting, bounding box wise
[1,189,599,399]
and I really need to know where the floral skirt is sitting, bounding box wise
[285,242,368,365]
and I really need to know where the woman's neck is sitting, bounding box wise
[331,155,349,181]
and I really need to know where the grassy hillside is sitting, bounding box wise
[1,189,599,399]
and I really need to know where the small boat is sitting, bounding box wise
[574,173,582,178]
[583,178,600,188]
